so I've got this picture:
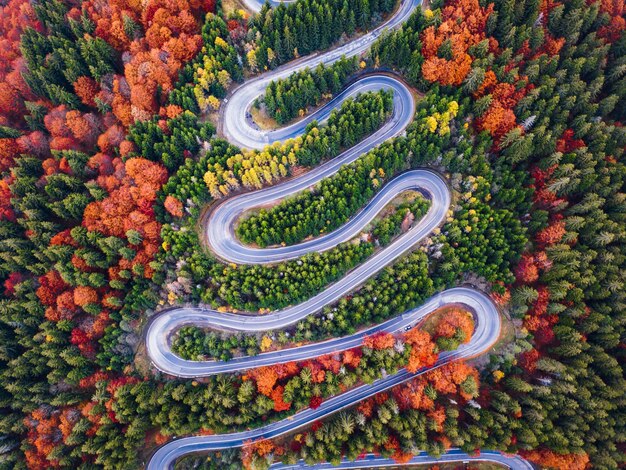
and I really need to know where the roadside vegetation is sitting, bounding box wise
[261,56,359,124]
[172,194,430,360]
[245,0,396,70]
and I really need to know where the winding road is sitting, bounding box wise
[221,0,421,150]
[147,287,505,469]
[209,75,415,265]
[144,0,532,468]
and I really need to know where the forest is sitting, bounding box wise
[261,56,359,124]
[246,0,395,70]
[0,0,623,468]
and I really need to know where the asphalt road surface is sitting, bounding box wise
[144,0,534,467]
[270,451,535,469]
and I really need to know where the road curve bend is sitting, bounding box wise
[146,288,504,469]
[147,170,449,375]
[221,0,421,150]
[147,287,499,377]
[207,168,445,265]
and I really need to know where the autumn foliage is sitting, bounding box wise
[434,309,474,344]
[391,361,481,434]
[597,0,625,42]
[404,328,438,373]
[83,157,167,279]
[0,0,39,128]
[473,70,528,141]
[250,365,279,396]
[0,177,15,222]
[84,0,216,124]
[556,129,586,154]
[309,396,323,409]
[535,218,566,246]
[1,7,195,458]
[0,137,21,172]
[244,321,455,413]
[425,361,479,400]
[164,195,184,217]
[531,164,567,210]
[270,386,291,412]
[520,448,590,470]
[363,331,395,350]
[421,0,494,86]
[24,406,86,468]
[256,358,482,467]
[241,439,277,470]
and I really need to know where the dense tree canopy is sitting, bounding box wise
[0,0,623,468]
[246,0,395,70]
[263,56,358,124]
